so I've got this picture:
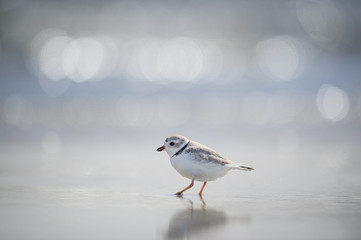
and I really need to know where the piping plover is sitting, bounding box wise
[157,135,253,195]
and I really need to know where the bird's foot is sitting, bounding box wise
[175,192,183,196]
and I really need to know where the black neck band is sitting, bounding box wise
[172,142,189,158]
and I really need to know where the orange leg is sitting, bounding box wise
[175,180,194,195]
[198,181,207,195]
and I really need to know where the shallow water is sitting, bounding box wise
[1,131,360,239]
[0,185,360,239]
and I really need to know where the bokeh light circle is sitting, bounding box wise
[317,84,349,122]
[296,0,345,48]
[40,36,72,81]
[62,38,105,82]
[256,36,304,82]
[138,37,203,83]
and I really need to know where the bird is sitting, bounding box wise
[157,135,253,196]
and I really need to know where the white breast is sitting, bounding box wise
[170,153,231,182]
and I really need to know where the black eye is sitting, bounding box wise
[170,142,175,146]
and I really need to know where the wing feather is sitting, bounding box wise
[185,141,232,165]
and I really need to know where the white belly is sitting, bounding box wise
[170,154,231,182]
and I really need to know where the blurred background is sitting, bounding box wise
[1,0,361,239]
[1,0,361,187]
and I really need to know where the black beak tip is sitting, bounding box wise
[157,146,164,152]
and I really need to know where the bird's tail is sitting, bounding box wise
[231,164,254,171]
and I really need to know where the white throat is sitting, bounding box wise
[166,140,189,157]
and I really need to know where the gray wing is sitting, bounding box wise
[185,141,232,165]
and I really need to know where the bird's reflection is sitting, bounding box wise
[165,196,228,240]
[176,194,207,209]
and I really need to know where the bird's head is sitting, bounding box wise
[157,135,189,157]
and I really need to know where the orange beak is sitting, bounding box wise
[157,146,165,152]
